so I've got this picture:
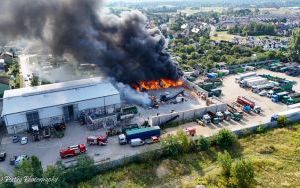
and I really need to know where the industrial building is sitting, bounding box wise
[1,77,121,134]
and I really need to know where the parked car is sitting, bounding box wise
[0,152,6,161]
[20,137,28,145]
[130,138,145,147]
[14,155,29,166]
[259,90,268,96]
[12,135,20,143]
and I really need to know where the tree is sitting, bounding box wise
[231,159,255,188]
[31,76,39,86]
[217,151,233,179]
[196,136,210,151]
[44,165,67,188]
[277,115,288,126]
[289,29,300,62]
[64,155,97,185]
[215,129,237,150]
[31,156,43,178]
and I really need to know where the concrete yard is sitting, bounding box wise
[0,123,158,175]
[166,69,300,137]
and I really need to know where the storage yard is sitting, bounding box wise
[1,63,300,174]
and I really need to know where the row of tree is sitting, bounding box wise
[228,22,276,36]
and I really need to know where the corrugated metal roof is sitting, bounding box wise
[2,77,120,116]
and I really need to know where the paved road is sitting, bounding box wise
[19,54,35,87]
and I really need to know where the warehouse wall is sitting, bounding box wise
[150,103,227,126]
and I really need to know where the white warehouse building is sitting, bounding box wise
[1,77,121,134]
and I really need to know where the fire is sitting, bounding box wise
[133,79,184,91]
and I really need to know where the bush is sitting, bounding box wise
[256,125,266,134]
[257,145,276,154]
[277,115,288,126]
[214,129,237,150]
[231,159,255,188]
[196,136,211,151]
[217,151,233,179]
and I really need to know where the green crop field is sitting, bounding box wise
[79,124,300,188]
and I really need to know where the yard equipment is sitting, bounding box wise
[59,144,87,158]
[106,128,122,137]
[160,89,184,102]
[87,135,108,146]
[196,119,205,126]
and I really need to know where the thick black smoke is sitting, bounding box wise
[0,0,182,84]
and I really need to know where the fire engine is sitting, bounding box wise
[59,144,87,158]
[87,135,108,146]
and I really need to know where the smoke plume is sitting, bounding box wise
[0,0,182,84]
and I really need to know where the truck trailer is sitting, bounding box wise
[119,126,161,144]
[235,72,257,81]
[240,77,268,88]
[271,108,300,123]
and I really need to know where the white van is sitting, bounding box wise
[130,138,145,147]
[118,134,127,145]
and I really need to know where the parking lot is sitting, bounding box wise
[0,122,159,175]
[165,69,300,137]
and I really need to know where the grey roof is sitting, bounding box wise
[2,77,120,116]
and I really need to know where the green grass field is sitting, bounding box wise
[210,31,244,42]
[79,124,300,188]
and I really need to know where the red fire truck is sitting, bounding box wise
[59,144,87,158]
[87,135,108,146]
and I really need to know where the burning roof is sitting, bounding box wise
[132,79,184,91]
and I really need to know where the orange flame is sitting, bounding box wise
[133,79,184,91]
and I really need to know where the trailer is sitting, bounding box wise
[208,88,222,97]
[237,97,261,114]
[271,108,300,123]
[240,77,268,88]
[252,82,278,93]
[235,72,257,81]
[121,126,161,144]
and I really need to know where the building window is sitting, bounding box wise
[26,111,40,127]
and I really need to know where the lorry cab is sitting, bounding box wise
[216,111,224,121]
[223,111,232,121]
[253,106,262,114]
[130,138,145,147]
[202,114,211,124]
[118,134,127,145]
